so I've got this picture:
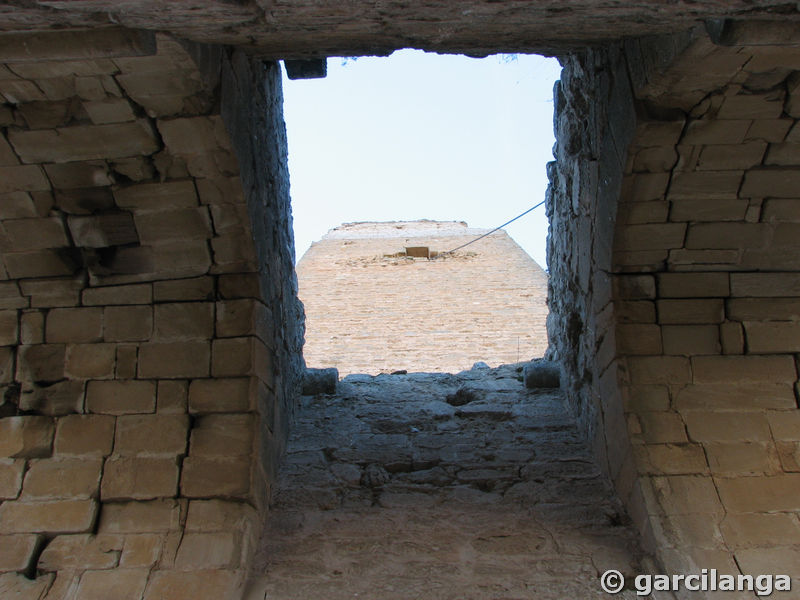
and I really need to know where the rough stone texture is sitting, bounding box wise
[298,221,549,375]
[250,365,651,599]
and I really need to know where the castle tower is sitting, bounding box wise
[297,220,549,375]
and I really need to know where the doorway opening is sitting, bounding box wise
[282,50,560,375]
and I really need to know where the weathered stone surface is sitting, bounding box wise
[0,416,54,458]
[188,378,252,413]
[301,367,338,395]
[101,456,180,500]
[76,568,150,600]
[54,414,114,456]
[0,459,25,500]
[114,414,188,456]
[21,457,102,500]
[86,380,156,414]
[0,499,97,533]
[138,342,210,379]
[0,534,41,572]
[523,360,561,388]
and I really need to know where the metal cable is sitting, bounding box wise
[433,199,546,259]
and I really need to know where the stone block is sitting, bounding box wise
[674,383,796,410]
[719,321,744,354]
[657,272,729,298]
[46,307,103,343]
[743,321,800,353]
[43,161,113,189]
[119,534,162,568]
[635,444,708,475]
[635,411,688,444]
[54,414,115,456]
[99,499,183,534]
[115,414,189,456]
[19,279,82,310]
[0,348,13,385]
[0,459,25,500]
[210,233,255,270]
[669,170,743,200]
[0,416,54,459]
[684,411,771,442]
[696,142,767,170]
[616,300,656,324]
[189,414,254,458]
[0,192,41,220]
[68,212,139,248]
[104,305,153,342]
[301,367,340,394]
[157,116,230,155]
[75,568,149,600]
[151,240,212,278]
[0,534,41,572]
[616,324,661,355]
[142,569,241,600]
[156,380,188,414]
[218,273,260,299]
[153,276,214,302]
[83,283,152,306]
[0,282,27,310]
[627,356,691,384]
[763,198,800,222]
[195,176,245,206]
[722,513,800,550]
[669,197,748,222]
[661,325,720,355]
[657,299,724,324]
[776,441,800,471]
[0,134,19,166]
[54,186,115,214]
[111,156,155,182]
[706,442,781,476]
[618,199,669,224]
[682,119,749,145]
[101,456,180,500]
[717,92,785,119]
[613,223,686,251]
[18,379,85,416]
[691,355,796,384]
[740,168,800,198]
[153,302,214,340]
[116,344,138,379]
[0,310,18,346]
[8,120,159,163]
[20,310,44,345]
[211,337,255,377]
[622,385,670,412]
[0,572,54,598]
[181,457,251,499]
[3,249,76,279]
[765,142,800,167]
[135,207,212,244]
[745,118,792,142]
[650,475,724,516]
[38,533,123,571]
[83,98,137,124]
[86,380,156,415]
[614,275,656,300]
[184,499,257,532]
[188,378,252,414]
[21,457,102,500]
[138,341,210,379]
[114,180,198,211]
[631,146,677,173]
[0,499,98,533]
[767,410,800,441]
[216,299,259,338]
[716,474,800,512]
[65,343,116,378]
[730,273,800,297]
[685,222,769,249]
[2,217,67,252]
[174,532,239,570]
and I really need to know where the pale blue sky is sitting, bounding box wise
[281,50,561,268]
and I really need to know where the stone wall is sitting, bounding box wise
[548,24,800,587]
[0,32,302,598]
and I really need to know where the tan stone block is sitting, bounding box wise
[0,79,47,103]
[46,307,103,343]
[657,272,729,298]
[135,207,212,244]
[730,273,800,297]
[111,156,155,182]
[696,141,767,171]
[142,569,241,600]
[43,160,113,189]
[195,176,245,206]
[685,222,769,249]
[650,475,724,516]
[618,199,669,225]
[189,414,254,458]
[151,240,212,277]
[683,119,749,145]
[68,213,139,248]
[184,499,257,532]
[631,146,677,173]
[3,249,76,279]
[22,457,102,500]
[634,411,688,443]
[720,512,800,548]
[0,416,54,459]
[744,321,800,353]
[104,305,152,342]
[211,337,256,377]
[658,299,724,324]
[622,385,669,412]
[54,186,115,215]
[0,165,50,194]
[19,277,82,308]
[691,355,796,384]
[0,534,41,572]
[741,168,800,198]
[667,248,740,270]
[20,310,44,345]
[2,217,67,251]
[736,548,800,580]
[763,198,800,222]
[157,116,230,155]
[116,344,138,379]
[188,378,252,414]
[83,98,136,124]
[174,532,239,570]
[613,223,686,251]
[662,325,720,355]
[684,412,771,443]
[210,233,255,269]
[38,533,122,571]
[616,300,656,324]
[674,383,796,410]
[635,444,708,475]
[716,474,800,512]
[138,341,210,379]
[76,568,149,600]
[157,380,187,414]
[0,499,98,533]
[745,118,792,143]
[627,356,691,384]
[218,273,260,299]
[0,282,27,311]
[86,380,155,415]
[717,93,785,119]
[0,310,18,346]
[153,302,213,340]
[18,379,84,416]
[0,192,39,220]
[0,459,25,500]
[65,343,116,379]
[613,275,655,300]
[120,534,162,568]
[669,197,748,222]
[0,133,19,167]
[616,324,661,355]
[54,414,114,456]
[152,276,213,302]
[181,457,251,499]
[7,120,159,163]
[719,321,744,354]
[115,414,189,456]
[765,142,800,167]
[113,180,198,211]
[767,410,800,441]
[101,455,179,501]
[669,170,743,200]
[99,499,183,534]
[776,440,800,471]
[0,572,53,598]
